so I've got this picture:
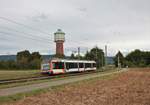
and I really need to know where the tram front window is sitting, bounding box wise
[53,62,64,69]
[42,64,50,70]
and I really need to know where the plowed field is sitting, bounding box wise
[4,68,150,105]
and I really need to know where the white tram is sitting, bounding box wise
[41,59,96,75]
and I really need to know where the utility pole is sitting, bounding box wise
[105,45,107,67]
[101,54,103,67]
[118,54,120,69]
[96,47,97,60]
[78,47,80,60]
[96,47,98,67]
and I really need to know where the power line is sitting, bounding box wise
[0,26,53,43]
[0,31,52,45]
[0,17,98,47]
[0,17,91,47]
[0,30,90,55]
[0,16,101,55]
[67,39,88,45]
[0,36,10,41]
[66,41,89,50]
[0,32,52,45]
[0,16,51,36]
[0,16,91,47]
[0,25,89,46]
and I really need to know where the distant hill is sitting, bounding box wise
[41,55,55,60]
[0,55,54,61]
[106,56,114,65]
[0,55,114,64]
[0,55,16,61]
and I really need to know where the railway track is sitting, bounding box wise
[0,70,105,85]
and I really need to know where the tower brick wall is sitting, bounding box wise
[56,41,64,56]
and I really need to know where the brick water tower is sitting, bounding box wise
[54,29,65,57]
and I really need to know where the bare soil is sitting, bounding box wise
[4,68,150,105]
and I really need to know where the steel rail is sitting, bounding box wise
[0,70,104,85]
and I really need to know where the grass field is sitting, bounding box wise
[0,70,42,80]
[0,69,117,89]
[0,69,119,104]
[0,66,116,81]
[1,68,149,105]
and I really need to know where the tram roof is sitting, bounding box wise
[51,59,96,63]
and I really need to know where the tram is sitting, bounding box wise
[41,59,96,75]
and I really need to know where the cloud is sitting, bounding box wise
[78,7,87,12]
[0,0,150,56]
[30,12,49,22]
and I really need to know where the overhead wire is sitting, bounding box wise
[0,26,53,43]
[0,16,91,45]
[0,16,90,46]
[0,16,51,36]
[0,31,52,47]
[0,16,95,55]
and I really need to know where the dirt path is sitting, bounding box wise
[3,68,150,105]
[0,69,127,97]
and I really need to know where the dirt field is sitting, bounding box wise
[3,68,150,105]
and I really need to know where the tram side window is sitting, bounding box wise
[85,63,92,68]
[53,62,64,69]
[66,63,69,69]
[93,63,96,67]
[66,63,78,69]
[79,63,84,68]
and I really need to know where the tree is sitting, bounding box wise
[114,51,125,67]
[0,50,43,70]
[84,51,92,60]
[70,53,75,59]
[16,50,42,69]
[84,47,105,68]
[30,52,42,69]
[31,52,41,60]
[125,49,147,67]
[17,50,31,69]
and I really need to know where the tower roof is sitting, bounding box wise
[54,29,65,35]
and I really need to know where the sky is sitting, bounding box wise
[0,0,150,56]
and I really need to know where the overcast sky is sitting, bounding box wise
[0,0,150,56]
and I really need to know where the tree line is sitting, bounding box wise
[0,47,105,70]
[0,50,41,70]
[114,49,150,67]
[0,48,150,70]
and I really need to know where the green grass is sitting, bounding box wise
[0,67,115,81]
[0,69,117,89]
[0,74,75,89]
[0,70,42,80]
[0,71,119,104]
